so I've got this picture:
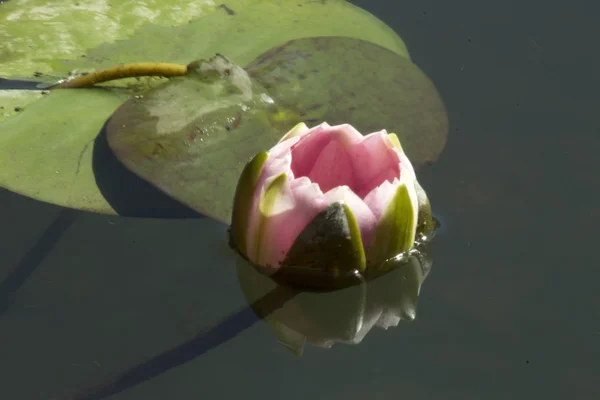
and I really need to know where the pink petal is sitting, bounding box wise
[290,123,362,179]
[382,133,416,180]
[289,123,332,177]
[271,133,302,157]
[347,131,400,196]
[246,138,300,261]
[256,178,327,272]
[364,172,419,236]
[363,179,400,221]
[307,139,355,193]
[327,124,365,144]
[398,150,416,180]
[260,136,301,181]
[251,174,297,270]
[254,135,300,195]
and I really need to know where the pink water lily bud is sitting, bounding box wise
[230,122,432,278]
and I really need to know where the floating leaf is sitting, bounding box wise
[0,0,219,78]
[107,37,448,223]
[0,90,45,119]
[0,0,410,216]
[245,36,447,164]
[0,89,129,212]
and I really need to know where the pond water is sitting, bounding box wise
[1,0,599,399]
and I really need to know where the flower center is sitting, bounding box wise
[291,132,400,198]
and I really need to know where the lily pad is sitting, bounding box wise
[0,0,219,78]
[107,37,448,224]
[0,90,45,119]
[0,0,413,216]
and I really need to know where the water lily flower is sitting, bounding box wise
[230,122,432,278]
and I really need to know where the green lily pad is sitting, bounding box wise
[0,90,45,119]
[0,0,412,216]
[0,0,220,78]
[107,36,447,224]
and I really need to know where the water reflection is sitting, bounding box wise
[52,282,297,400]
[237,247,433,355]
[53,241,434,400]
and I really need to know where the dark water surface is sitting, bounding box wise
[1,0,599,399]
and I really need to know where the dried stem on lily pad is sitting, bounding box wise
[49,62,188,89]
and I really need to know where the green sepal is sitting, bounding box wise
[343,203,368,273]
[278,122,309,143]
[274,202,366,289]
[368,181,417,267]
[230,151,269,257]
[414,180,434,237]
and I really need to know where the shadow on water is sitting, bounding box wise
[53,286,298,400]
[0,106,203,318]
[0,80,75,316]
[0,208,78,316]
[93,119,204,219]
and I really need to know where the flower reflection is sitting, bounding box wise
[236,245,433,355]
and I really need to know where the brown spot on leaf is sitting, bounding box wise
[152,142,166,156]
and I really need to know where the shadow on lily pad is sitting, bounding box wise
[0,78,41,90]
[92,119,204,218]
